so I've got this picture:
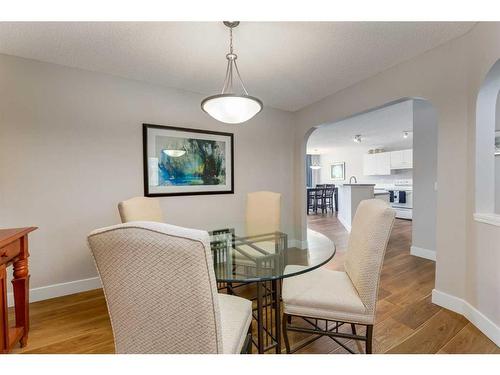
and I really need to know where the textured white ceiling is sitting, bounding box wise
[0,22,475,111]
[307,100,414,153]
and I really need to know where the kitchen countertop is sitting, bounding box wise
[341,184,376,187]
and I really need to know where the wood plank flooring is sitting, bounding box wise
[306,214,498,354]
[9,214,499,354]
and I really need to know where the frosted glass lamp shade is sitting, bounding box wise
[201,94,263,124]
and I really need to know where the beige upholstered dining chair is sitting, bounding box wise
[87,221,253,354]
[282,199,395,354]
[240,191,282,256]
[246,191,281,236]
[118,196,163,223]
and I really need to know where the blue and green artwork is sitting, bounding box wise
[155,136,226,186]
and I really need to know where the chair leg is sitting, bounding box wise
[351,323,356,335]
[246,332,252,354]
[366,325,373,354]
[242,324,253,354]
[282,313,291,354]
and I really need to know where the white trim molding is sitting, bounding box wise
[410,245,436,261]
[337,215,352,232]
[432,289,500,347]
[474,213,500,227]
[7,276,101,307]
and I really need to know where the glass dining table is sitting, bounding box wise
[206,222,336,354]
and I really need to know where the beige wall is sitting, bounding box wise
[293,23,500,339]
[0,54,295,290]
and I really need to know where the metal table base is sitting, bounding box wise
[222,280,282,354]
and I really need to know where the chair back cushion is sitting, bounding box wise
[246,191,281,236]
[344,199,395,315]
[118,196,163,223]
[87,221,222,353]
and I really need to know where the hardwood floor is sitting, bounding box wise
[9,214,499,354]
[306,214,498,354]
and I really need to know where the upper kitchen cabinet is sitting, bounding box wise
[363,152,391,175]
[390,149,413,169]
[363,154,376,175]
[364,149,412,175]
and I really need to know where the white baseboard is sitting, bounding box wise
[410,245,436,261]
[7,276,102,307]
[432,289,500,347]
[337,215,351,232]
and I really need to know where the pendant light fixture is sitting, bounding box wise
[201,21,263,124]
[310,149,321,169]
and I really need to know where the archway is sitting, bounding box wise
[475,58,500,220]
[301,98,439,260]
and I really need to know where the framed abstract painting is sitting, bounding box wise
[143,124,234,196]
[330,162,345,181]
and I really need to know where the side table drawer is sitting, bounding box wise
[0,239,21,264]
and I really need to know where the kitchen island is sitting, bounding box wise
[337,184,375,232]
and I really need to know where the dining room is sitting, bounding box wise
[1,5,499,372]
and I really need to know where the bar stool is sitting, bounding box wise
[324,184,335,212]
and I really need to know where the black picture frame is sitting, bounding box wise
[143,123,234,197]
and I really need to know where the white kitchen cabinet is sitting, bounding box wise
[404,149,413,167]
[363,154,376,175]
[390,150,403,168]
[363,153,391,175]
[376,152,391,175]
[390,149,413,169]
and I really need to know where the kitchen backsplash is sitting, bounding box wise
[362,169,413,185]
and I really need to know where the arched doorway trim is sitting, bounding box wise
[474,59,500,226]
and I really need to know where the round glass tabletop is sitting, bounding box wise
[207,223,336,283]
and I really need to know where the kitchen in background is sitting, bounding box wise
[309,99,415,220]
[307,98,438,261]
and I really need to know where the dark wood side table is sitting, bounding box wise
[0,227,37,353]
